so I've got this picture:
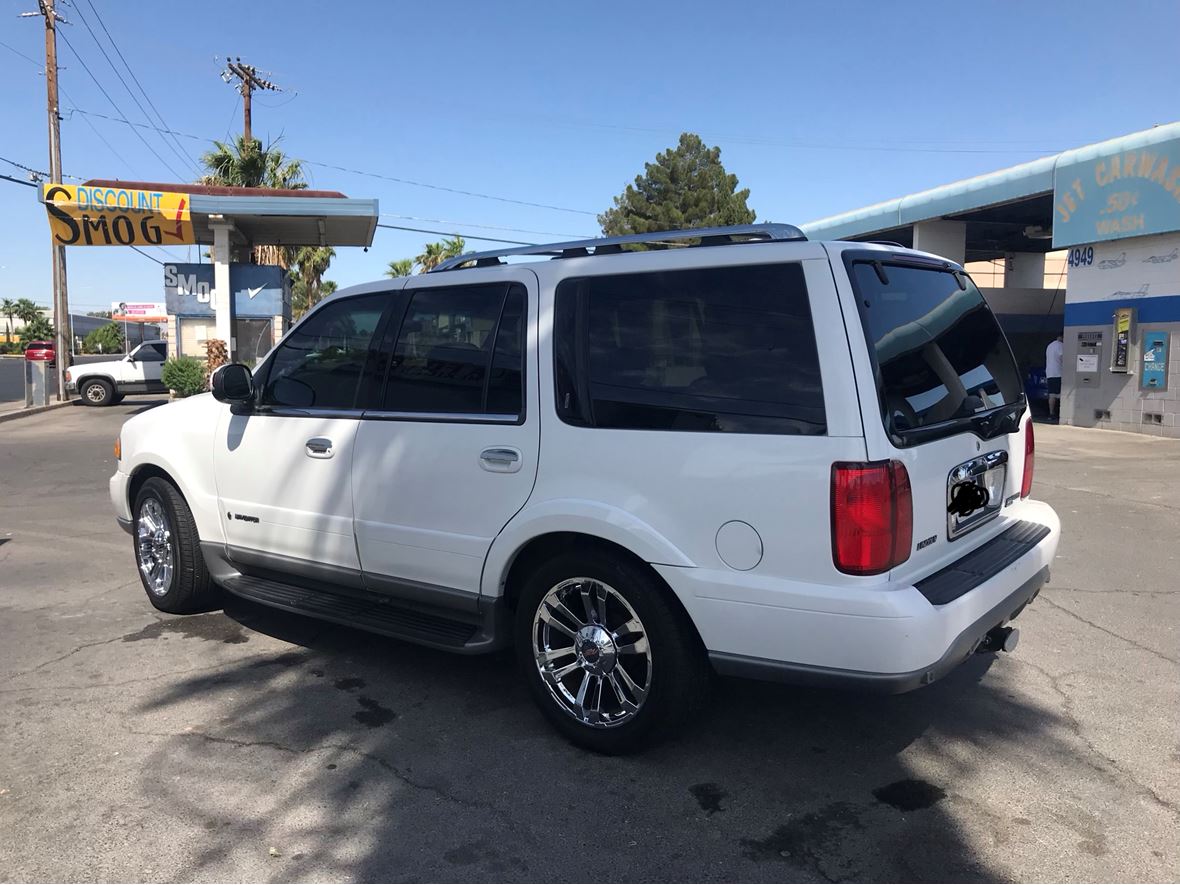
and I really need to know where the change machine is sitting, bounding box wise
[1076,331,1103,388]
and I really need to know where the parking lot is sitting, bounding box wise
[1,402,1177,882]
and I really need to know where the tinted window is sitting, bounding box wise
[383,283,525,416]
[136,343,166,362]
[850,261,1022,440]
[260,293,387,409]
[554,263,825,434]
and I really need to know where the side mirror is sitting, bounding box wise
[212,363,255,404]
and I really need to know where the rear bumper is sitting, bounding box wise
[709,565,1047,692]
[657,499,1060,691]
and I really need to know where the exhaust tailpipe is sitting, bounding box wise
[976,625,1020,654]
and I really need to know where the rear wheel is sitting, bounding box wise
[80,378,113,406]
[132,477,219,614]
[514,548,711,753]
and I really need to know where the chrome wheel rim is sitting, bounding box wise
[136,497,174,596]
[85,384,106,403]
[532,577,651,728]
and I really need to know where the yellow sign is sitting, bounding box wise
[41,183,195,246]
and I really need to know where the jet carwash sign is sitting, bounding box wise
[163,263,285,316]
[1054,130,1180,248]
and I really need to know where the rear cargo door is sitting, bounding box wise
[836,251,1030,580]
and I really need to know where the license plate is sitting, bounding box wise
[947,451,1008,540]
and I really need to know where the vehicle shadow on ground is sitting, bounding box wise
[132,599,1063,883]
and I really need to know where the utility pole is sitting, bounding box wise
[221,58,279,143]
[24,0,72,400]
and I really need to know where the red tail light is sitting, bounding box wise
[1020,421,1035,498]
[831,460,913,576]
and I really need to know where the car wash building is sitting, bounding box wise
[802,122,1180,438]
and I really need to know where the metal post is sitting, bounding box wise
[211,220,236,360]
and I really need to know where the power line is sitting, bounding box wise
[61,105,601,215]
[67,0,199,174]
[1,173,38,188]
[0,37,42,66]
[380,214,590,239]
[308,159,597,216]
[376,223,535,246]
[55,27,188,180]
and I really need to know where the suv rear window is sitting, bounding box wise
[848,257,1023,445]
[554,263,825,434]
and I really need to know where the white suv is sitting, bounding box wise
[67,339,169,406]
[110,225,1059,752]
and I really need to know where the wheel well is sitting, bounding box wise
[500,532,705,650]
[76,374,113,389]
[128,464,179,511]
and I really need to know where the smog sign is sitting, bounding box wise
[41,183,195,246]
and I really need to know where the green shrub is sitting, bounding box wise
[160,356,207,397]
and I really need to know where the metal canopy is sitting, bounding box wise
[800,122,1180,261]
[80,180,379,247]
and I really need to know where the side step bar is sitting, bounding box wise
[203,545,505,654]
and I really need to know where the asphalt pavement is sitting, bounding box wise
[1,403,1177,882]
[0,354,110,403]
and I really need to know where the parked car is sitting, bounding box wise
[109,225,1059,752]
[23,340,55,365]
[67,339,168,406]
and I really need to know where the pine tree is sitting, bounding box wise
[599,133,755,238]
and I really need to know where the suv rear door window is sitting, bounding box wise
[848,259,1023,444]
[554,263,825,434]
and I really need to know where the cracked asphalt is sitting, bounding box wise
[2,401,1178,882]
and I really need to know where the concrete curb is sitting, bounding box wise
[0,399,74,424]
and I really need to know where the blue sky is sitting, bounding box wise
[2,0,1179,312]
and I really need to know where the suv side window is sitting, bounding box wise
[382,283,525,417]
[554,263,825,434]
[260,293,388,410]
[136,343,166,362]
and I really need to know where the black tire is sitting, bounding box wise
[110,393,126,404]
[514,547,711,753]
[80,378,113,406]
[132,477,220,614]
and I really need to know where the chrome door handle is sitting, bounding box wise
[306,437,333,459]
[480,446,522,473]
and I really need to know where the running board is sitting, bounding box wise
[216,570,505,655]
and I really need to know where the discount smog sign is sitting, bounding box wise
[40,183,195,246]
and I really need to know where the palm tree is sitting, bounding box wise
[385,258,414,278]
[441,235,466,260]
[14,298,43,324]
[1,298,16,343]
[290,246,336,320]
[199,136,307,268]
[414,241,448,273]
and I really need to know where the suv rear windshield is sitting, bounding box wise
[847,257,1023,445]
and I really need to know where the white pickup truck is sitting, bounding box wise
[66,339,169,406]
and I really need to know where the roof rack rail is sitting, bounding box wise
[430,223,807,272]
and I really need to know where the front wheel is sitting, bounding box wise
[80,378,113,406]
[132,477,219,614]
[514,548,711,753]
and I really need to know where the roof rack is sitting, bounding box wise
[430,223,807,272]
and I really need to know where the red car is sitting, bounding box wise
[24,340,55,365]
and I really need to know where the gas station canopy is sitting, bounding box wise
[78,181,379,247]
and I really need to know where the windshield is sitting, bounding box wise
[849,259,1023,444]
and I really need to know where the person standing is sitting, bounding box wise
[1045,334,1064,423]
